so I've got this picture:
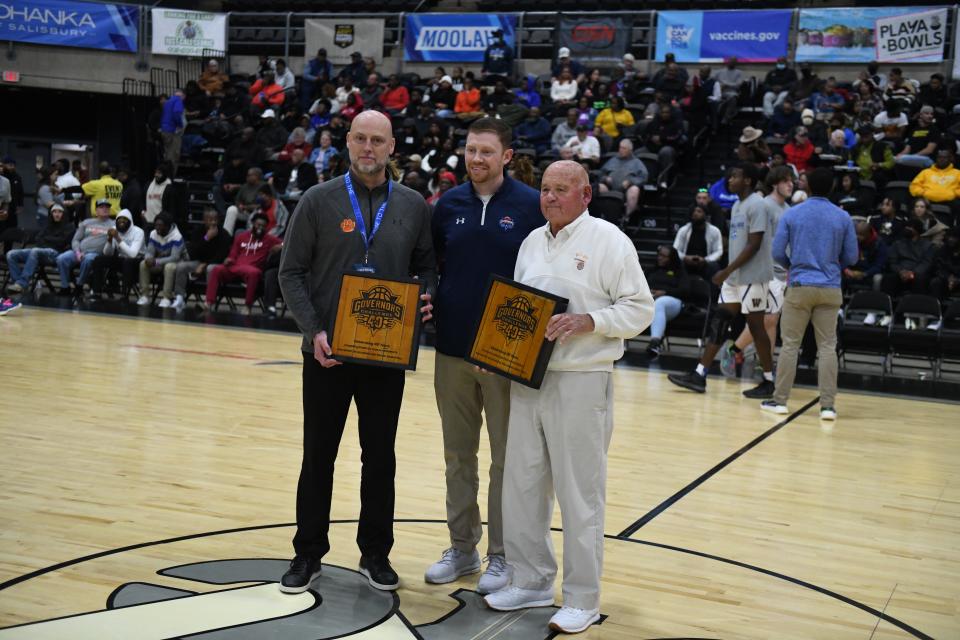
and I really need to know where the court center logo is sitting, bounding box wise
[352,285,404,334]
[0,556,576,639]
[335,24,355,48]
[494,295,539,342]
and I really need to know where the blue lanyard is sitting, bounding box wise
[344,172,392,262]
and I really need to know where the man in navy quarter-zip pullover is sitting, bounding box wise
[425,118,543,594]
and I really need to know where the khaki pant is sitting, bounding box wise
[434,352,511,556]
[502,370,613,611]
[139,261,177,300]
[773,285,843,408]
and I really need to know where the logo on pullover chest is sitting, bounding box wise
[456,217,466,225]
[575,251,588,271]
[499,216,514,231]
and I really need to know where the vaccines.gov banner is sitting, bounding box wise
[797,7,947,63]
[404,13,517,62]
[1,0,138,52]
[655,10,791,63]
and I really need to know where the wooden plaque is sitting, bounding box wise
[330,271,425,370]
[465,274,568,389]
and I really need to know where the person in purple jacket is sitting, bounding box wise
[761,167,859,421]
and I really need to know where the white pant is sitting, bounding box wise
[502,370,614,611]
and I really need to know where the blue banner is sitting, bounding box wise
[404,14,516,63]
[797,7,946,63]
[656,10,791,63]
[1,0,138,52]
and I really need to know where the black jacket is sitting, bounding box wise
[646,265,691,301]
[34,218,76,252]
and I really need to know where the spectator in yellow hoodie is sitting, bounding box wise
[910,149,960,204]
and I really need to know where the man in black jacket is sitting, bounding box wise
[171,207,232,311]
[5,203,74,293]
[882,218,935,296]
[278,110,436,594]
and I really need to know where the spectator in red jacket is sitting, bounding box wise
[204,213,282,314]
[784,126,816,174]
[380,74,411,118]
[249,71,286,111]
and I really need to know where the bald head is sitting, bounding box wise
[347,110,395,184]
[540,160,592,235]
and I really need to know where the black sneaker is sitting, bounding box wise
[667,371,706,393]
[279,555,322,594]
[646,338,662,358]
[359,554,400,591]
[743,379,775,399]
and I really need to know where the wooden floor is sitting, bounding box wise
[0,308,958,639]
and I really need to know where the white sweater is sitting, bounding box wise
[515,211,654,372]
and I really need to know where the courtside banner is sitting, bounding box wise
[404,13,516,62]
[798,7,948,63]
[1,0,138,52]
[305,19,385,66]
[656,10,790,63]
[151,9,226,57]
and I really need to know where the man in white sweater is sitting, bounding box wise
[484,161,654,634]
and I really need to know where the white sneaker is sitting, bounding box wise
[136,295,150,306]
[424,547,481,584]
[863,312,877,325]
[172,295,186,311]
[548,606,600,634]
[483,585,554,611]
[760,400,788,415]
[927,320,941,331]
[878,315,892,327]
[158,297,172,308]
[477,554,511,594]
[820,407,837,421]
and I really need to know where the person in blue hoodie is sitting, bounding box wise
[424,117,543,595]
[513,75,541,109]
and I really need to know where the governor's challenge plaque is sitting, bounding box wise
[466,274,568,389]
[330,271,425,370]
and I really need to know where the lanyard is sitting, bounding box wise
[344,172,391,263]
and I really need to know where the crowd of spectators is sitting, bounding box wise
[2,47,959,334]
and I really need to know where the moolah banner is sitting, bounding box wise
[0,0,138,52]
[151,9,226,56]
[557,17,632,63]
[404,13,517,62]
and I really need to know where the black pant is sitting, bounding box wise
[294,353,405,559]
[91,254,139,296]
[262,251,282,308]
[881,272,929,298]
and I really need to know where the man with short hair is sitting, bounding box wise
[224,167,265,234]
[424,117,543,595]
[56,198,115,294]
[171,208,232,312]
[204,212,280,314]
[81,162,123,217]
[910,148,960,205]
[274,58,296,92]
[338,51,367,88]
[301,48,334,112]
[762,56,798,118]
[598,138,647,218]
[720,167,795,378]
[761,167,858,421]
[896,106,940,168]
[551,108,579,153]
[137,212,186,308]
[278,111,436,594]
[484,160,654,635]
[481,28,514,84]
[144,163,173,226]
[160,89,185,175]
[668,162,778,398]
[514,106,552,154]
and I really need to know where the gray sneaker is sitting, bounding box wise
[477,554,511,594]
[424,547,481,584]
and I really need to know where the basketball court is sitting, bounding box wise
[1,308,957,638]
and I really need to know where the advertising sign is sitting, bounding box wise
[1,0,138,52]
[656,10,791,63]
[404,13,517,63]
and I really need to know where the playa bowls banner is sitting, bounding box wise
[797,7,948,63]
